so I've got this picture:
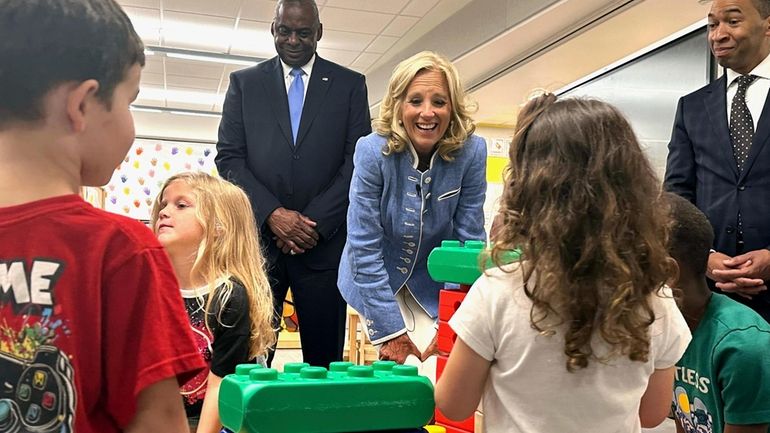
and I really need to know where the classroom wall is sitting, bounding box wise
[475,125,514,236]
[132,110,220,143]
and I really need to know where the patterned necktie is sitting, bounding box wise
[288,67,305,145]
[730,74,758,173]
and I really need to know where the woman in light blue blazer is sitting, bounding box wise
[338,51,486,374]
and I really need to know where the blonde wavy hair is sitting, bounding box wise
[151,172,276,359]
[373,50,477,161]
[491,94,671,372]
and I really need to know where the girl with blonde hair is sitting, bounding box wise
[151,172,275,433]
[435,95,691,433]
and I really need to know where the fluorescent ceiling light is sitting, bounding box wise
[139,86,225,106]
[161,19,234,51]
[131,104,222,118]
[143,45,264,67]
[166,52,257,66]
[130,106,163,113]
[169,110,222,118]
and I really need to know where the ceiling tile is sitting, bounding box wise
[219,64,253,92]
[319,29,375,52]
[320,7,392,34]
[134,96,165,107]
[401,0,441,17]
[116,0,159,9]
[161,11,236,52]
[223,64,251,75]
[381,15,419,37]
[166,75,222,91]
[166,101,220,112]
[164,58,225,79]
[165,87,225,106]
[164,0,241,18]
[219,78,231,94]
[230,20,275,57]
[316,48,359,67]
[350,52,381,71]
[322,0,410,15]
[123,6,161,43]
[142,56,165,75]
[240,0,277,22]
[135,86,166,102]
[139,72,164,86]
[366,35,399,54]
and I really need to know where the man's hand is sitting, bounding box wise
[276,238,298,255]
[709,250,768,299]
[267,207,319,253]
[378,334,421,365]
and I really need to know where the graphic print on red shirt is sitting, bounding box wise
[0,260,77,433]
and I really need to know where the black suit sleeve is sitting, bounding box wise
[664,97,697,203]
[302,73,372,240]
[216,72,282,227]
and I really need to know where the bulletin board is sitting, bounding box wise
[104,137,218,220]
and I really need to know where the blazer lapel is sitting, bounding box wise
[260,57,293,148]
[704,75,739,180]
[740,81,770,180]
[295,56,332,149]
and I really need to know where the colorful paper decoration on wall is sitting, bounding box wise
[105,138,217,220]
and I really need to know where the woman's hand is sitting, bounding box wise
[379,334,421,364]
[420,332,447,361]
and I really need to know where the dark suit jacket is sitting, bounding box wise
[665,75,770,256]
[665,75,770,301]
[216,55,371,270]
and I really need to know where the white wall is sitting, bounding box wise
[475,125,514,236]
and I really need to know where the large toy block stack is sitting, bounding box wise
[219,360,436,433]
[427,240,520,433]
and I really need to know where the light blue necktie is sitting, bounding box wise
[288,67,305,144]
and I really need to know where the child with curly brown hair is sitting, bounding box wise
[435,94,692,433]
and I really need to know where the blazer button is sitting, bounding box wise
[726,226,735,234]
[738,185,746,191]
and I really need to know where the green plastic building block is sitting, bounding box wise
[427,240,521,285]
[219,361,435,433]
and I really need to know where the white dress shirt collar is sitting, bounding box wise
[726,51,770,87]
[280,54,316,79]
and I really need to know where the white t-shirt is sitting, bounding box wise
[449,264,691,433]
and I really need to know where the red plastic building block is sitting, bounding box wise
[435,422,473,433]
[438,290,467,322]
[437,321,456,354]
[436,409,475,432]
[436,355,448,379]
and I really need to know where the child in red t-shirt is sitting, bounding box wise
[0,1,206,432]
[152,172,276,433]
